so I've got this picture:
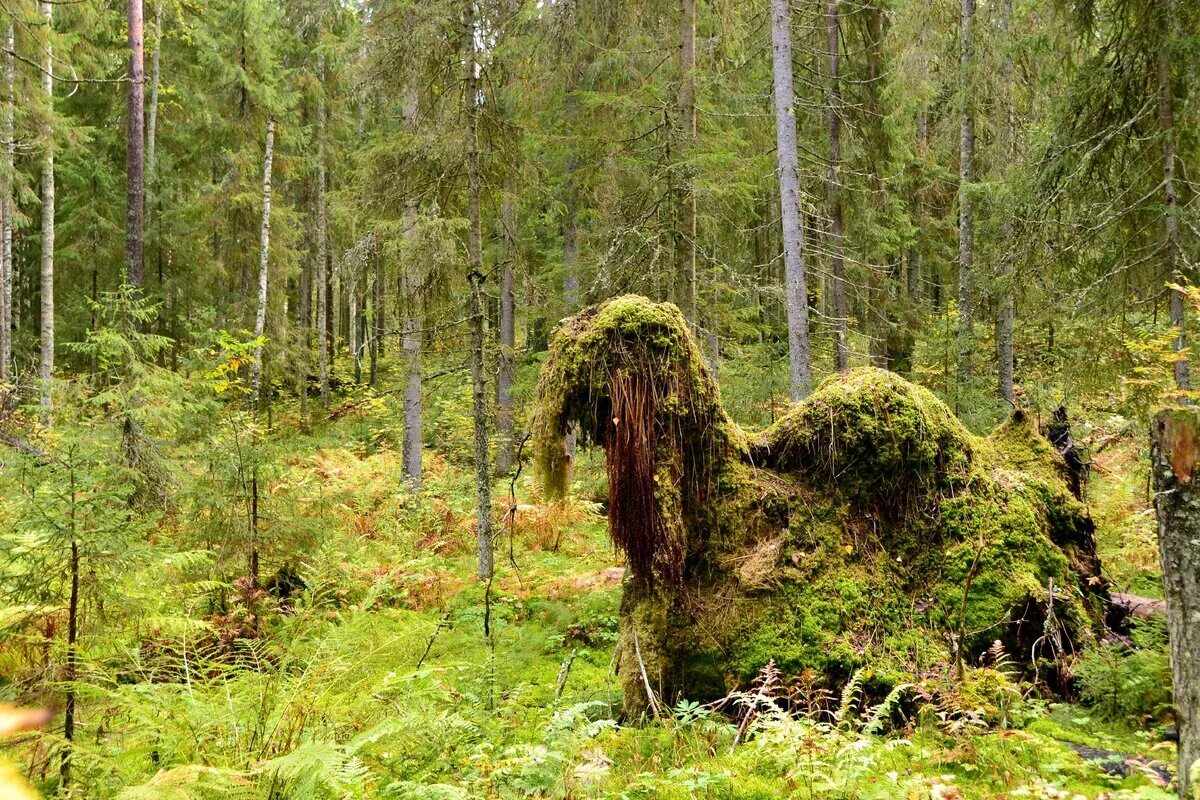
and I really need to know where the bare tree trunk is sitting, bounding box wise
[126,0,145,288]
[1160,17,1188,392]
[956,0,975,393]
[250,116,275,412]
[464,0,492,581]
[401,87,422,489]
[1149,409,1200,798]
[996,0,1015,404]
[770,0,814,400]
[827,0,848,372]
[497,180,516,474]
[145,2,162,231]
[39,1,54,425]
[350,278,361,383]
[675,0,697,323]
[60,535,78,785]
[0,22,12,381]
[369,252,381,385]
[316,55,330,408]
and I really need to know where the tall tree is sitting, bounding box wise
[39,0,54,424]
[770,0,814,400]
[250,116,276,412]
[463,0,492,582]
[996,0,1015,403]
[496,178,517,474]
[1159,0,1187,392]
[400,86,422,489]
[827,0,848,372]
[126,0,146,288]
[956,0,975,393]
[316,54,330,409]
[675,0,697,323]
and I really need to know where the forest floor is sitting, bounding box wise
[1,395,1181,799]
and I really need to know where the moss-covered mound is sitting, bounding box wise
[533,296,1108,719]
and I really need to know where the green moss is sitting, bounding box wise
[533,297,1108,716]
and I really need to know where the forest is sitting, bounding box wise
[0,0,1198,797]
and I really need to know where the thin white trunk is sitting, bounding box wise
[126,0,145,288]
[350,280,360,383]
[497,180,516,474]
[250,116,275,411]
[675,0,697,322]
[0,22,13,381]
[956,0,975,392]
[39,1,54,425]
[400,86,422,489]
[316,55,329,407]
[464,0,492,582]
[770,0,814,400]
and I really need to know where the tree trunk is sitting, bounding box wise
[1149,409,1200,798]
[39,1,54,426]
[0,22,13,381]
[827,0,848,373]
[316,55,330,408]
[1159,21,1188,392]
[350,279,361,383]
[956,0,975,394]
[996,0,1015,404]
[61,536,78,785]
[369,250,381,385]
[145,2,162,232]
[401,87,422,489]
[126,0,145,288]
[769,0,814,401]
[250,116,275,412]
[675,0,697,323]
[497,180,516,474]
[464,0,492,581]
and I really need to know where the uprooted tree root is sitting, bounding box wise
[533,296,1109,720]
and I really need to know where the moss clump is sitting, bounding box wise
[532,297,1108,718]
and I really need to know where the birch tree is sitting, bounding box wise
[39,0,54,424]
[827,0,848,373]
[250,116,276,411]
[956,0,975,392]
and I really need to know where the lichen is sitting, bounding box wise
[532,296,1108,718]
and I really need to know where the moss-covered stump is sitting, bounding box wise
[533,296,1108,720]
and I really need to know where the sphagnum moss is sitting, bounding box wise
[534,296,1108,718]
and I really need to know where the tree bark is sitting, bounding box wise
[0,22,13,381]
[957,0,975,394]
[39,1,54,425]
[250,116,275,412]
[769,0,814,401]
[145,2,162,232]
[1149,409,1200,798]
[826,0,848,373]
[316,55,330,408]
[675,0,697,323]
[996,0,1015,404]
[126,0,145,288]
[400,87,422,489]
[464,0,493,581]
[497,180,516,474]
[1159,16,1188,392]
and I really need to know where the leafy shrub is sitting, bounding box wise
[1074,619,1172,722]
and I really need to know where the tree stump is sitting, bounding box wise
[1150,409,1200,798]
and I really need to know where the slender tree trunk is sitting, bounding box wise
[145,2,162,232]
[316,56,330,408]
[1159,22,1188,392]
[770,0,814,401]
[369,249,381,385]
[675,0,697,323]
[0,22,13,381]
[464,1,492,581]
[126,0,145,288]
[996,0,1015,404]
[39,1,54,425]
[250,116,275,412]
[956,0,975,394]
[827,0,848,372]
[350,279,361,383]
[61,465,79,784]
[401,87,422,489]
[497,180,516,474]
[1149,409,1200,798]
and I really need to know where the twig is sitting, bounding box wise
[630,626,661,720]
[554,649,577,702]
[415,611,451,669]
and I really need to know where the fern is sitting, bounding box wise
[862,683,914,735]
[835,668,871,731]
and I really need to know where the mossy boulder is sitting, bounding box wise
[533,296,1108,719]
